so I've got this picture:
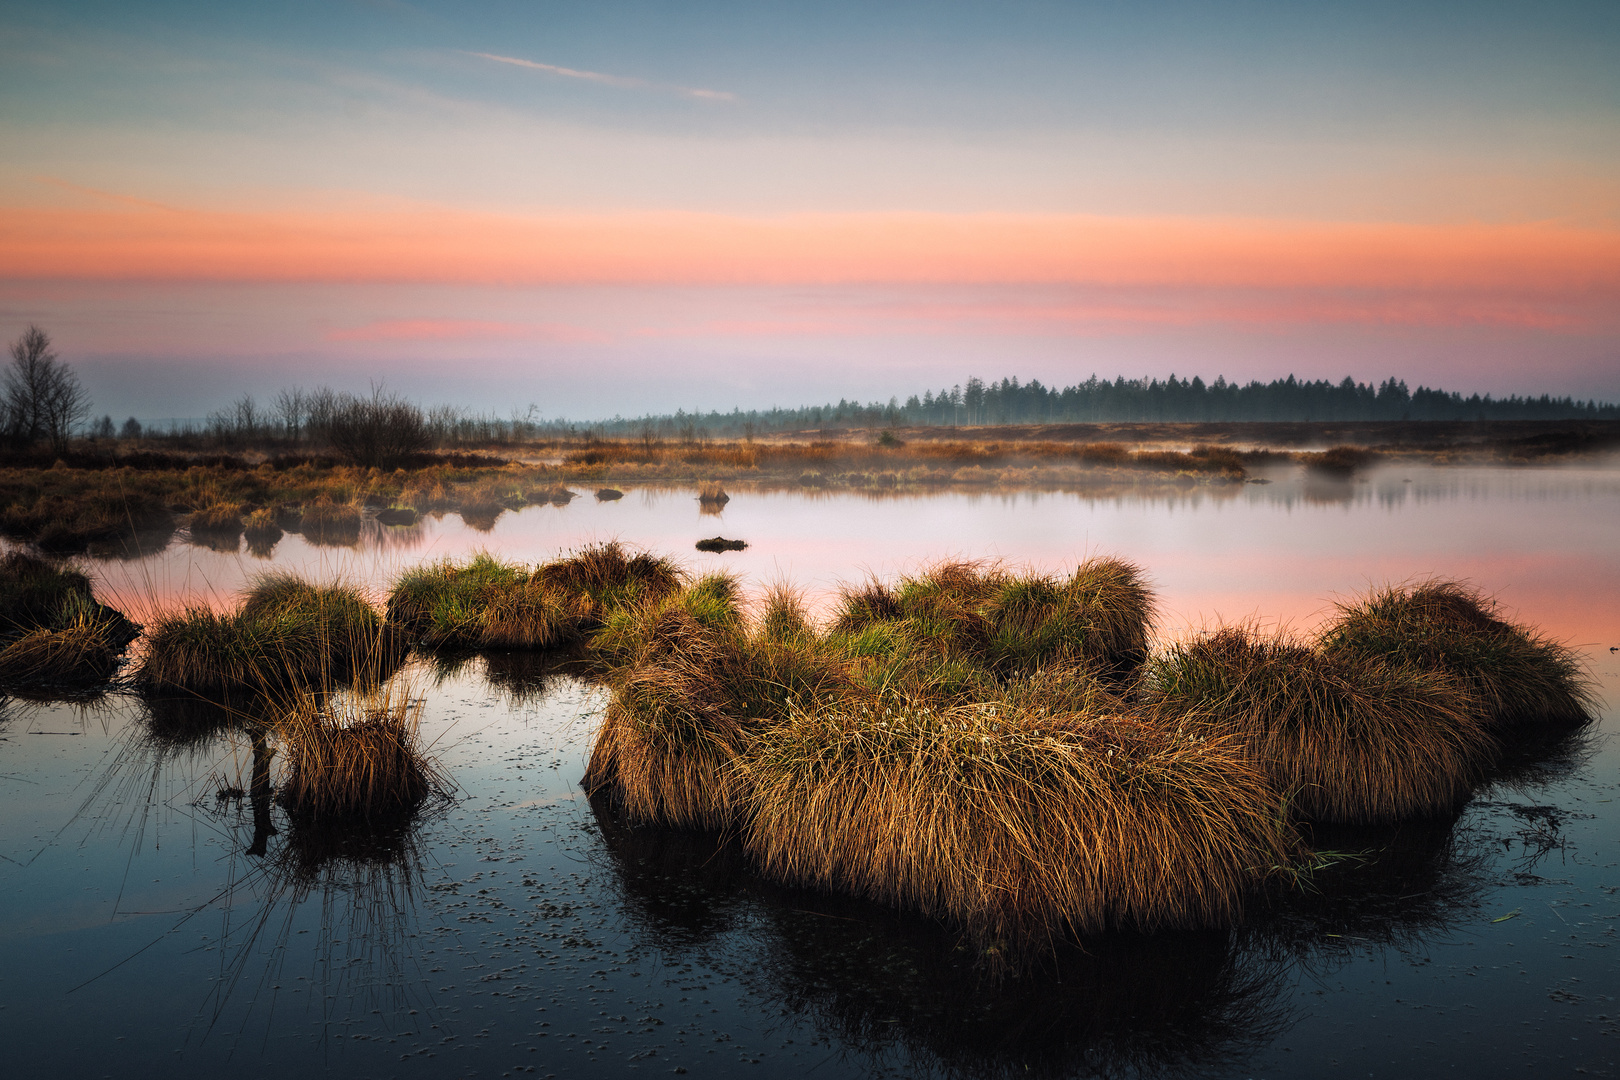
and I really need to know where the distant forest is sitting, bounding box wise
[602,374,1620,435]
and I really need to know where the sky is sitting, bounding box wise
[2,0,1618,421]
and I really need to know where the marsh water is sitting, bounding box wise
[3,462,1619,1078]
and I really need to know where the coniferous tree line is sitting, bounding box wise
[593,373,1619,436]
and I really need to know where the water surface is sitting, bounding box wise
[3,461,1617,1078]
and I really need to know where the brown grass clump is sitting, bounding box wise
[828,557,1155,690]
[138,575,402,695]
[190,501,244,537]
[479,578,594,649]
[386,545,680,653]
[1300,445,1374,474]
[1318,580,1593,728]
[735,692,1298,955]
[298,499,362,545]
[0,552,138,692]
[584,612,854,829]
[537,541,682,605]
[278,686,449,823]
[1145,625,1494,823]
[243,507,283,544]
[0,610,124,690]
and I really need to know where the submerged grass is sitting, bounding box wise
[1145,626,1494,823]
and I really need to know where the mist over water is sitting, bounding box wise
[2,460,1617,1078]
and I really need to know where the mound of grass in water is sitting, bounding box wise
[138,575,401,695]
[588,572,744,670]
[828,557,1155,694]
[242,507,283,551]
[584,601,854,828]
[388,543,685,653]
[189,501,243,538]
[298,499,362,545]
[1145,626,1493,823]
[278,685,450,823]
[0,551,138,692]
[734,691,1298,956]
[1318,580,1593,728]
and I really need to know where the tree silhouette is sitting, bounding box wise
[4,325,90,454]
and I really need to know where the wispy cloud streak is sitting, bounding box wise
[464,51,736,101]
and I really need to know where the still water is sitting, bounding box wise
[3,462,1618,1078]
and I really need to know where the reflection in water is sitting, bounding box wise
[423,648,577,708]
[70,692,444,1040]
[586,707,1601,1079]
[1246,813,1493,978]
[589,792,1295,1079]
[199,794,440,1032]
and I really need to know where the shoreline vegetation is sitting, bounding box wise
[3,418,1617,556]
[1,542,1594,970]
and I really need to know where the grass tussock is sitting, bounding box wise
[278,685,450,823]
[243,507,283,543]
[189,501,244,536]
[384,543,686,654]
[138,574,402,695]
[735,692,1299,953]
[298,499,362,545]
[584,599,854,828]
[0,551,137,691]
[1145,626,1494,823]
[829,557,1155,692]
[1318,580,1594,728]
[0,605,126,689]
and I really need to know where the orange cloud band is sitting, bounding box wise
[4,203,1619,292]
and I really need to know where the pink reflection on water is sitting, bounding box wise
[79,464,1620,654]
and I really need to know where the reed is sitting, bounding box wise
[735,690,1298,955]
[1318,580,1593,728]
[1145,625,1494,822]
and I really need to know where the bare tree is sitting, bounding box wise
[272,387,308,442]
[120,416,143,440]
[325,385,431,467]
[4,325,91,454]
